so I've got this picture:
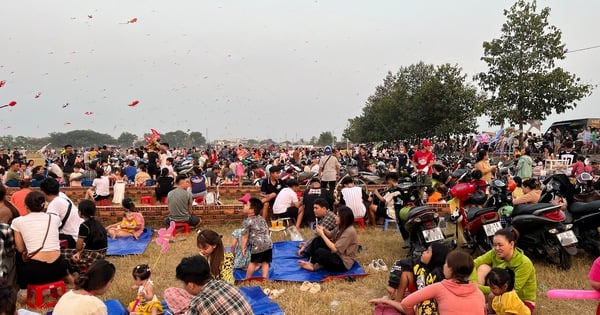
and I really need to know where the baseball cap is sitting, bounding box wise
[422,140,432,147]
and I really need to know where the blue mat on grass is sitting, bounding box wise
[106,228,154,256]
[234,241,367,282]
[240,286,285,315]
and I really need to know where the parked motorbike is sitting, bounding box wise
[540,173,600,257]
[507,202,577,270]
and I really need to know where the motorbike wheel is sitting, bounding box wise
[475,230,493,255]
[547,237,573,270]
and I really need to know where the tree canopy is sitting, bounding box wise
[344,62,484,142]
[475,0,594,132]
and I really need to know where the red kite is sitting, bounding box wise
[88,15,93,19]
[34,92,41,99]
[0,101,16,109]
[65,122,71,125]
[121,17,138,24]
[0,80,5,88]
[84,111,93,115]
[128,100,139,107]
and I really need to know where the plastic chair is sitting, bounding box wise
[354,218,366,229]
[194,196,205,205]
[160,196,167,204]
[383,218,400,232]
[172,222,190,236]
[140,196,154,205]
[26,280,66,309]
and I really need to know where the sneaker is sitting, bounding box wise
[376,258,388,271]
[367,260,380,271]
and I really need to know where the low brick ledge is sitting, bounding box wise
[96,204,246,227]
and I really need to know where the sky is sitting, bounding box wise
[0,0,599,143]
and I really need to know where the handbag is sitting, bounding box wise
[22,215,51,262]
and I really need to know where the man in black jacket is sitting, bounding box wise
[61,145,77,186]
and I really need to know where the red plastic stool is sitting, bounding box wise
[194,196,205,205]
[26,280,66,309]
[140,196,155,205]
[160,196,167,204]
[173,222,190,236]
[96,198,110,206]
[354,218,366,230]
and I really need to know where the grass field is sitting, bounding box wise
[19,222,598,314]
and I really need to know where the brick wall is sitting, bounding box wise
[96,204,246,227]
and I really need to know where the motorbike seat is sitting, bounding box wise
[511,203,559,217]
[406,205,437,221]
[573,191,600,203]
[569,200,600,215]
[466,207,497,222]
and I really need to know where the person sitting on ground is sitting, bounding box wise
[368,172,400,226]
[272,179,304,230]
[155,168,174,202]
[197,229,234,284]
[62,200,108,274]
[85,168,110,202]
[370,250,486,315]
[383,242,450,313]
[105,198,145,239]
[470,227,536,314]
[170,255,253,315]
[298,205,358,273]
[128,264,163,315]
[298,198,342,258]
[165,175,200,227]
[9,179,31,216]
[242,198,273,280]
[11,191,71,296]
[134,164,152,186]
[485,268,531,315]
[301,178,333,226]
[53,259,116,315]
[39,178,82,249]
[512,178,541,205]
[339,176,369,222]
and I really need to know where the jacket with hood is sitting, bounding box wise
[400,279,486,315]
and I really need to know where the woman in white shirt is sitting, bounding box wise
[11,191,69,293]
[86,169,110,202]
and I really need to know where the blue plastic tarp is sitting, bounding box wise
[106,228,154,256]
[240,286,285,315]
[234,241,367,282]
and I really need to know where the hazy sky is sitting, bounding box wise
[1,0,599,142]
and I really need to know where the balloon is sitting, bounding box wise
[128,100,139,107]
[155,221,176,253]
[547,289,600,300]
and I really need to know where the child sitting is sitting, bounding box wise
[485,268,531,315]
[106,198,144,239]
[128,264,163,315]
[242,197,273,280]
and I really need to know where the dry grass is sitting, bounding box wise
[19,222,598,314]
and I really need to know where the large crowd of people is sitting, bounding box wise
[0,133,600,314]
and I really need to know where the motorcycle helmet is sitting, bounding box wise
[468,190,487,205]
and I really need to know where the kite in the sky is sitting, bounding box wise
[88,15,93,19]
[62,103,70,108]
[34,92,41,99]
[65,122,71,125]
[84,111,93,115]
[0,80,6,88]
[128,100,139,107]
[121,17,138,24]
[0,101,16,109]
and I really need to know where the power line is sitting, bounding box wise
[566,45,600,54]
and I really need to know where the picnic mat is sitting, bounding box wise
[234,241,367,282]
[240,286,285,315]
[106,228,154,256]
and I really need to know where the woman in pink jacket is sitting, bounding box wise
[370,250,485,315]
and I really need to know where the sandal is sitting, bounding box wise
[300,281,312,292]
[270,289,285,299]
[376,258,388,271]
[309,282,321,294]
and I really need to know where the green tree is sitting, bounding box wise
[189,131,206,146]
[475,0,594,135]
[48,130,115,148]
[344,62,484,142]
[117,132,138,147]
[160,130,189,147]
[316,131,336,146]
